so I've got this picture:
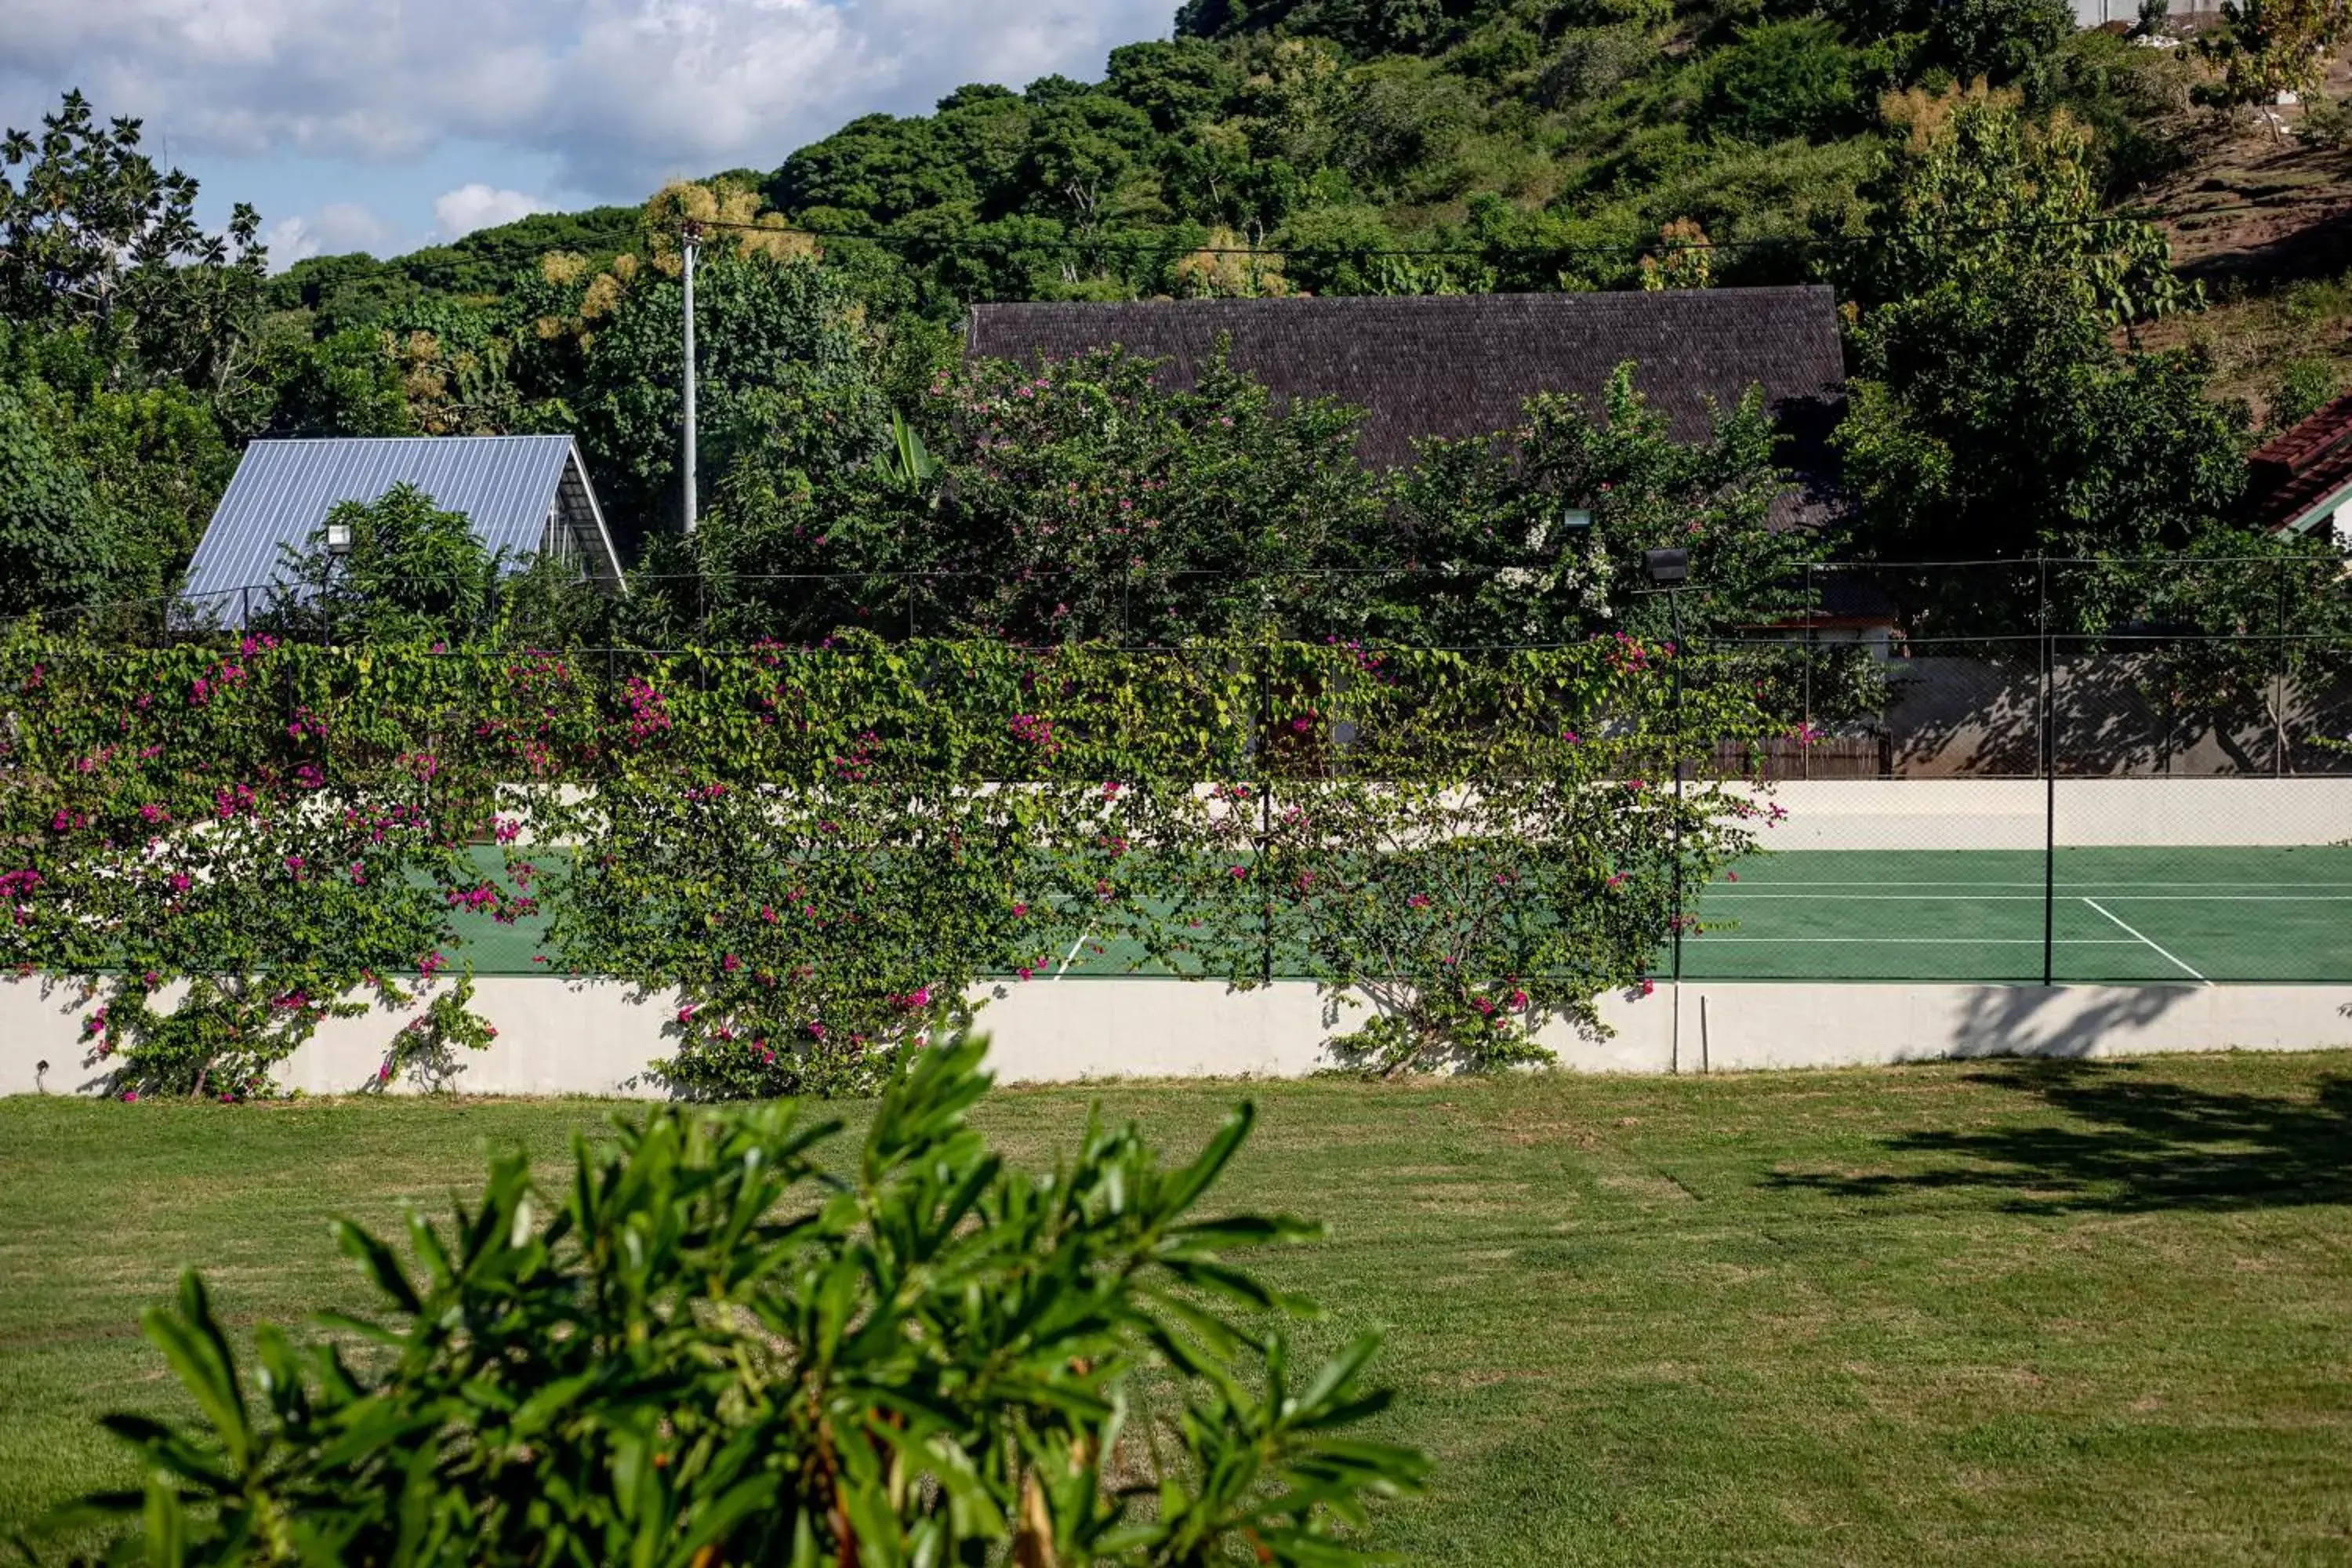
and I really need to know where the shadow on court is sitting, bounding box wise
[1770,1058,2352,1214]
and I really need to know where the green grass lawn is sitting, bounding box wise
[5,1052,2351,1564]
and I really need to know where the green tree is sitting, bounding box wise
[0,383,111,617]
[570,245,881,548]
[1700,19,1870,143]
[1834,89,2238,562]
[241,323,417,439]
[256,484,503,644]
[0,321,238,599]
[1384,362,1810,644]
[938,346,1391,642]
[691,343,1395,644]
[0,90,267,394]
[2196,0,2352,132]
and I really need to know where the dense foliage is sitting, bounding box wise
[28,1038,1431,1565]
[0,627,1765,1098]
[677,343,1817,650]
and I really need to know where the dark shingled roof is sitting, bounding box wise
[964,287,1849,527]
[2245,390,2352,535]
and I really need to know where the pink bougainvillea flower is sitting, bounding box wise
[1011,902,1029,918]
[1640,978,1657,997]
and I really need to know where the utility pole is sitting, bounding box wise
[681,220,702,534]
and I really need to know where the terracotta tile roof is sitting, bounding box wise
[2246,391,2352,533]
[964,288,1848,530]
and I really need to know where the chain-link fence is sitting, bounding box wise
[1682,607,2352,983]
[21,559,2352,986]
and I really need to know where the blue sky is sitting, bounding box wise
[1,0,1171,267]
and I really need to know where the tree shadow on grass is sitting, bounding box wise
[1769,1058,2352,1214]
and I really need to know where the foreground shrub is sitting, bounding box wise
[23,1038,1426,1566]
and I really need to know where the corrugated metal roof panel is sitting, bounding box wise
[181,435,593,622]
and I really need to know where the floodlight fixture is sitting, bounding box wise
[1560,506,1593,532]
[1642,546,1689,586]
[325,520,354,556]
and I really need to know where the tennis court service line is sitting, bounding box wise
[1704,891,2352,901]
[1054,923,1095,980]
[2080,898,2211,985]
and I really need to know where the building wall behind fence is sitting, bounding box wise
[1878,655,2352,778]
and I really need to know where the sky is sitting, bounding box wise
[1,0,1173,269]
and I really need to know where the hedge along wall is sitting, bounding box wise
[0,631,1770,1099]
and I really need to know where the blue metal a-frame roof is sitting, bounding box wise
[180,435,621,623]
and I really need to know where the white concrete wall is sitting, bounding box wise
[8,972,2350,1098]
[1750,778,2352,851]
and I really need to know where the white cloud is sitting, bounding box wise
[434,183,547,238]
[0,0,1175,203]
[260,201,394,269]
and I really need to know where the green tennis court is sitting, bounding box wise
[440,845,2352,986]
[1686,846,2352,985]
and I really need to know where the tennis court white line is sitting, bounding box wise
[1054,923,1095,980]
[1708,881,2352,891]
[1689,936,2144,944]
[1703,892,2352,902]
[2080,898,2211,985]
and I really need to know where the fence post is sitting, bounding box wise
[1259,653,1275,989]
[2275,566,2288,777]
[2040,557,2056,988]
[1669,586,1686,1073]
[1802,562,1814,783]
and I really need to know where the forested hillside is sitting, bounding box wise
[280,0,2188,317]
[4,0,2350,630]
